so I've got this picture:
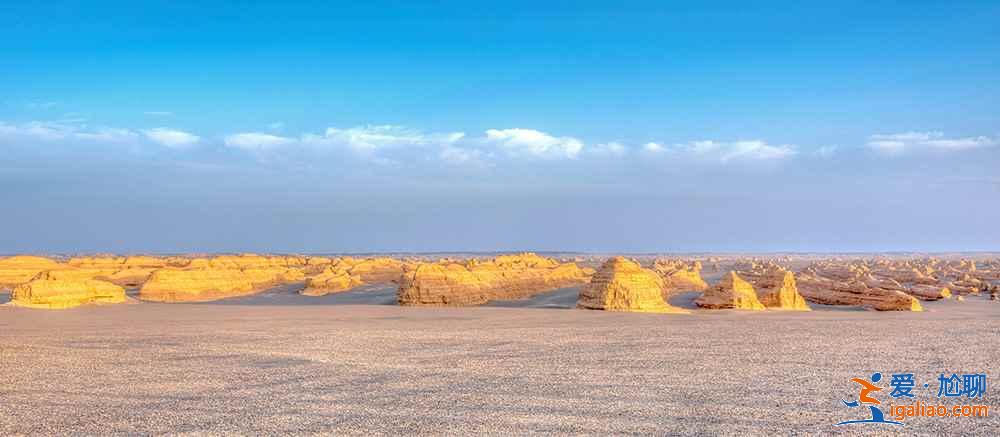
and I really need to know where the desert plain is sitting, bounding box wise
[1,252,998,435]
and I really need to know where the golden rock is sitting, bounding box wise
[576,257,688,313]
[739,267,811,311]
[301,266,363,296]
[399,253,590,306]
[341,257,407,283]
[11,272,126,309]
[696,271,766,310]
[0,255,65,288]
[652,259,708,292]
[139,266,305,302]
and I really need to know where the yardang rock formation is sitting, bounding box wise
[737,265,811,311]
[576,257,689,313]
[652,259,708,292]
[695,271,766,310]
[398,253,590,306]
[10,271,127,309]
[139,254,309,302]
[301,257,409,296]
[0,256,65,288]
[301,266,364,296]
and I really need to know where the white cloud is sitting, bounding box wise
[643,142,664,153]
[665,139,796,162]
[222,125,468,165]
[722,140,797,161]
[77,127,139,143]
[658,140,725,156]
[867,131,995,154]
[224,132,296,150]
[267,122,285,131]
[871,131,941,142]
[484,128,583,159]
[302,125,464,151]
[1,121,73,141]
[143,128,200,148]
[0,121,138,144]
[868,140,906,155]
[923,136,995,150]
[143,111,173,116]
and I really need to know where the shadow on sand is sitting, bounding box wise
[205,283,400,306]
[484,287,582,309]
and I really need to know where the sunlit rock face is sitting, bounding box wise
[696,272,766,310]
[301,266,363,296]
[183,254,309,270]
[398,253,590,306]
[300,257,413,296]
[11,271,126,309]
[340,257,409,283]
[62,256,178,287]
[652,259,708,293]
[139,265,305,302]
[577,257,689,314]
[397,263,483,306]
[0,256,65,288]
[739,266,811,311]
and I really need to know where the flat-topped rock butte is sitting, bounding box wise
[10,271,127,309]
[397,253,590,306]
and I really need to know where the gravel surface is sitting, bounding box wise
[1,298,997,435]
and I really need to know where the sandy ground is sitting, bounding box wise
[1,292,998,435]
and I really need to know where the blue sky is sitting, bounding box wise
[1,1,998,253]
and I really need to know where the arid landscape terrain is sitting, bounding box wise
[1,252,997,434]
[5,0,999,435]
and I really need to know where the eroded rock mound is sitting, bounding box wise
[299,257,412,296]
[905,284,951,300]
[397,263,483,305]
[184,254,309,270]
[398,253,590,306]
[652,259,708,292]
[577,257,688,313]
[301,266,363,296]
[695,272,765,310]
[0,256,65,288]
[62,255,175,287]
[140,267,305,302]
[11,272,126,309]
[797,272,922,311]
[342,257,408,283]
[740,267,811,311]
